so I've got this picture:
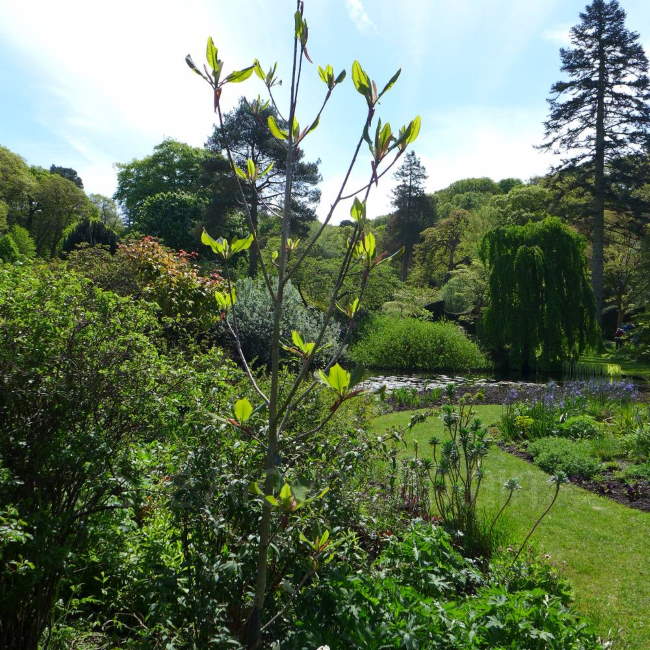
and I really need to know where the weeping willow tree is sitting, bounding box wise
[480,217,596,371]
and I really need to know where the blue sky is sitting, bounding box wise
[1,0,649,221]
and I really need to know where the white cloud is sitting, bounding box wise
[542,24,572,46]
[316,106,559,222]
[345,0,377,34]
[420,106,558,191]
[0,0,259,195]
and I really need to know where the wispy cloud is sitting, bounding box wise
[345,0,377,34]
[543,24,572,46]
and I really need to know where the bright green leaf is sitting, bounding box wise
[230,233,254,254]
[405,116,421,144]
[233,398,253,423]
[246,158,256,179]
[268,115,287,140]
[259,162,274,177]
[225,66,255,83]
[350,197,366,222]
[351,60,371,97]
[233,164,247,180]
[279,483,292,501]
[253,59,265,80]
[206,37,219,72]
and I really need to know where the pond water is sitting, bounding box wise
[356,369,646,399]
[357,371,544,393]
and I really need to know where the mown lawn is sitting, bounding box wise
[372,406,650,650]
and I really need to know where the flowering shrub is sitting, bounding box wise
[500,380,639,442]
[66,237,224,343]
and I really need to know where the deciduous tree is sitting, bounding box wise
[480,218,596,372]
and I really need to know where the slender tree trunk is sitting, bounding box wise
[245,36,298,648]
[592,27,607,326]
[248,196,259,278]
[400,244,411,281]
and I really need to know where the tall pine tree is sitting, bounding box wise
[388,151,435,280]
[540,0,650,320]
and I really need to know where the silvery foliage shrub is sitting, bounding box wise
[227,277,340,366]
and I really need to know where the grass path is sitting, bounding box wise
[372,406,650,650]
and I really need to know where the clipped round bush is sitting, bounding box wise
[348,315,488,371]
[528,437,601,480]
[558,415,602,440]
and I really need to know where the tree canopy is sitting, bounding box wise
[386,151,436,280]
[480,217,597,371]
[540,0,650,317]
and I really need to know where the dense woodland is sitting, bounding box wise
[1,0,650,648]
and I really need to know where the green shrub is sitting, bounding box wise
[0,233,19,262]
[619,462,650,482]
[8,225,36,258]
[229,277,340,366]
[348,315,488,371]
[289,524,601,649]
[528,437,601,480]
[65,237,224,344]
[0,263,211,647]
[558,415,602,440]
[588,433,625,461]
[622,425,650,461]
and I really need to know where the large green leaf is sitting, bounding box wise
[350,197,366,222]
[233,398,253,423]
[215,288,236,310]
[225,66,255,83]
[351,60,371,97]
[267,115,288,140]
[206,37,219,72]
[230,234,254,254]
[405,116,421,144]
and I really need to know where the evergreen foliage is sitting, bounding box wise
[134,191,205,251]
[207,97,321,275]
[386,151,435,279]
[480,217,597,371]
[539,0,650,317]
[349,314,488,371]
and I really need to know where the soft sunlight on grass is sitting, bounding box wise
[372,406,650,650]
[581,353,650,381]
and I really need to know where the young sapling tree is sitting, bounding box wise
[186,2,420,645]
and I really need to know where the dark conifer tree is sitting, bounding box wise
[540,0,650,319]
[49,165,84,189]
[207,97,321,277]
[388,150,435,280]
